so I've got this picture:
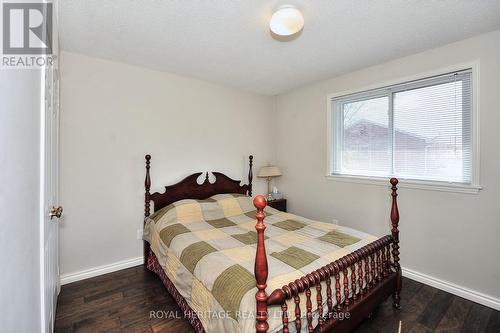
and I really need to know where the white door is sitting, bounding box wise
[41,3,61,331]
[41,53,61,333]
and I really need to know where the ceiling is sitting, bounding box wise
[60,1,500,95]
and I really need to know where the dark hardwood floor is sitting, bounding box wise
[55,265,500,333]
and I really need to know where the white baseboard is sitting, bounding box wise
[60,257,144,285]
[402,267,500,311]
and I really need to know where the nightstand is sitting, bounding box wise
[267,198,287,212]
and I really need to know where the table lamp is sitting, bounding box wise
[257,165,282,201]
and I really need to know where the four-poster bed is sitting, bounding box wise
[143,154,401,333]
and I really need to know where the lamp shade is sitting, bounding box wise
[257,166,282,178]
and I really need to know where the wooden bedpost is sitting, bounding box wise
[390,178,402,309]
[144,154,152,264]
[254,195,269,333]
[248,155,253,196]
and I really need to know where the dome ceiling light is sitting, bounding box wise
[269,5,304,37]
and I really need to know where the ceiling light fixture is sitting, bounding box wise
[269,5,304,36]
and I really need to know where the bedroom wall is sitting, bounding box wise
[273,30,500,304]
[59,52,274,277]
[0,71,42,331]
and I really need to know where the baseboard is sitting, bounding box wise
[402,267,500,311]
[60,256,144,285]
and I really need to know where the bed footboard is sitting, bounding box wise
[253,178,401,333]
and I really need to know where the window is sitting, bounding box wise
[329,69,478,190]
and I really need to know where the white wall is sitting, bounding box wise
[0,70,42,331]
[274,30,500,302]
[59,52,274,276]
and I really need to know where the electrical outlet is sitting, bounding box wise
[332,219,339,225]
[137,229,143,240]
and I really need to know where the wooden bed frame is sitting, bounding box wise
[143,154,401,333]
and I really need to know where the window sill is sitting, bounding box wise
[325,174,482,194]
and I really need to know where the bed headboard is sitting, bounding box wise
[144,154,253,217]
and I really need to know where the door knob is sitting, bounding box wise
[49,206,63,219]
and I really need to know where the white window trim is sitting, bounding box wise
[326,61,481,194]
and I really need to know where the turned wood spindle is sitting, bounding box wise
[144,155,151,218]
[350,255,357,303]
[376,248,382,282]
[370,248,376,287]
[144,154,152,262]
[281,303,289,333]
[364,249,371,292]
[386,244,391,275]
[390,178,402,309]
[326,270,333,317]
[334,262,342,312]
[357,254,364,298]
[300,277,311,333]
[253,195,269,333]
[313,272,324,330]
[342,258,350,309]
[248,155,253,196]
[381,245,387,278]
[306,290,313,332]
[294,294,301,332]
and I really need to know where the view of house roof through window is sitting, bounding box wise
[331,70,473,184]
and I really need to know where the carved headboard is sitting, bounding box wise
[144,154,253,216]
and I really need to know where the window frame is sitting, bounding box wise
[326,62,481,194]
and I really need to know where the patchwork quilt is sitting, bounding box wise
[143,194,378,333]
